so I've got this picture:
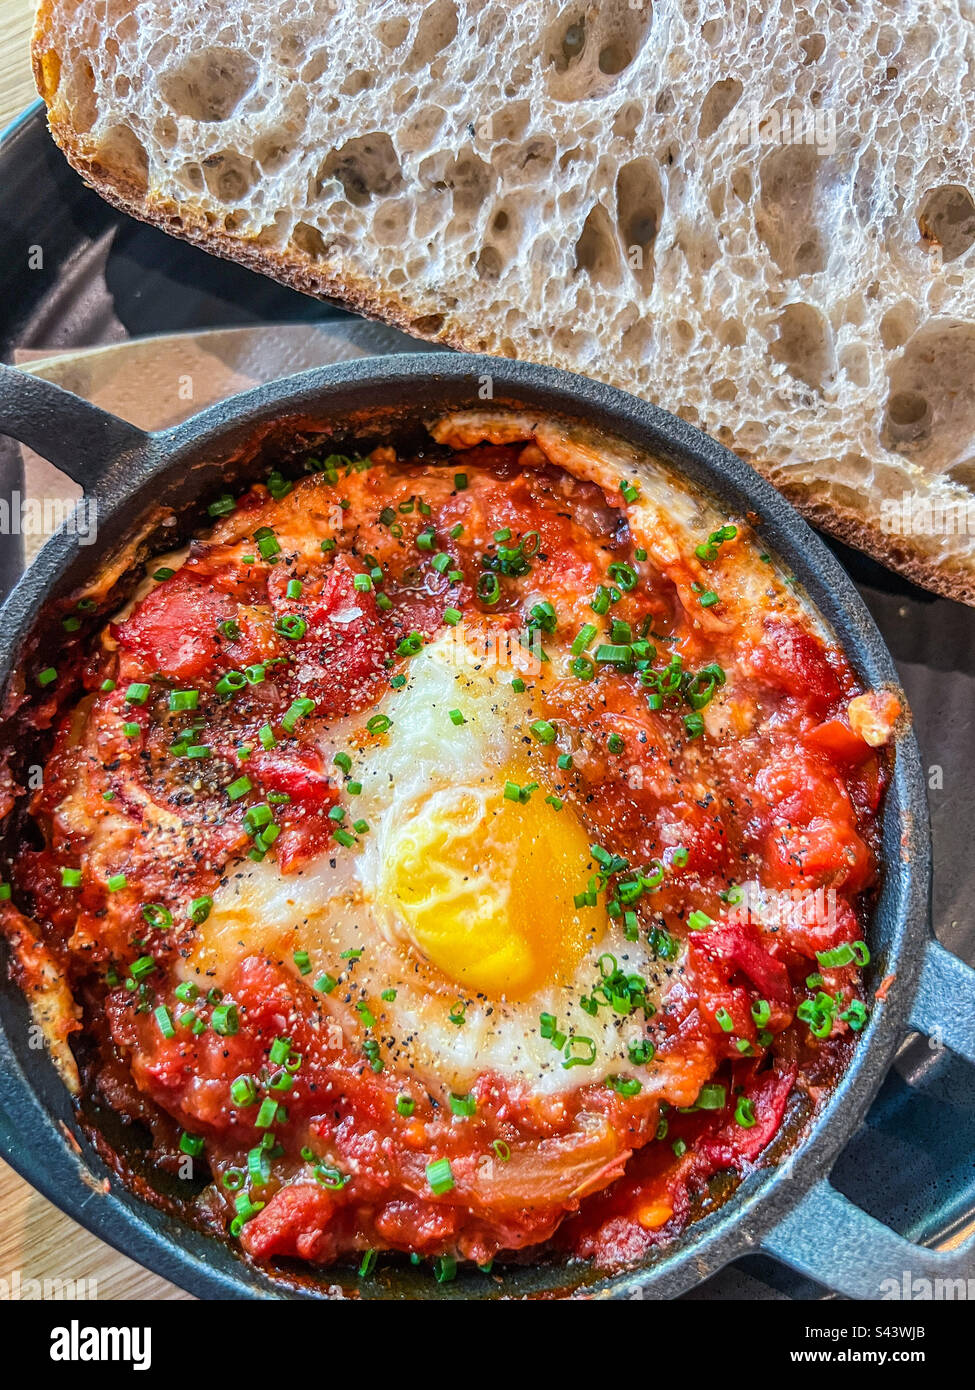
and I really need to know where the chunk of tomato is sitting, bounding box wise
[750,620,845,719]
[271,557,392,715]
[240,1183,337,1262]
[803,718,873,765]
[114,574,234,682]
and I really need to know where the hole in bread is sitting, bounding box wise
[447,155,492,217]
[598,40,632,75]
[900,22,937,62]
[158,47,257,122]
[392,83,419,117]
[318,134,403,207]
[545,3,653,102]
[501,135,557,180]
[418,152,492,235]
[613,102,643,140]
[673,319,695,350]
[731,167,753,204]
[254,131,296,174]
[155,116,178,151]
[698,78,743,140]
[616,159,663,295]
[61,57,98,133]
[202,151,259,204]
[396,105,446,155]
[575,203,622,289]
[371,199,412,247]
[95,125,149,195]
[679,228,720,276]
[378,16,410,48]
[476,246,504,281]
[554,14,587,68]
[839,344,870,389]
[301,52,330,85]
[770,303,835,391]
[178,163,205,195]
[276,27,307,71]
[552,326,594,358]
[701,19,722,45]
[712,379,737,402]
[340,69,373,97]
[918,185,975,263]
[880,303,917,352]
[876,25,899,57]
[621,319,652,360]
[291,223,329,260]
[483,203,519,267]
[719,319,746,349]
[887,391,930,430]
[883,321,975,474]
[800,33,826,64]
[408,0,458,68]
[412,314,446,336]
[485,101,531,145]
[756,144,828,276]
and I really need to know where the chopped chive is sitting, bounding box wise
[211,1003,239,1036]
[282,698,315,732]
[426,1157,455,1195]
[188,896,212,924]
[154,1005,175,1039]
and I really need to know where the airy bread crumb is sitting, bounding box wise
[31,0,975,602]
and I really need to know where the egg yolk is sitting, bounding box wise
[377,779,605,999]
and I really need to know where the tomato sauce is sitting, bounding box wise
[0,433,898,1283]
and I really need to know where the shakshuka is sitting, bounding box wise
[0,409,901,1283]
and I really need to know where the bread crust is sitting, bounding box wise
[30,1,975,606]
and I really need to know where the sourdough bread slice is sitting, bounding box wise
[31,0,975,602]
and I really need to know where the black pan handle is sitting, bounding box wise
[761,1174,975,1298]
[0,362,151,490]
[761,937,975,1296]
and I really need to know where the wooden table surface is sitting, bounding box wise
[0,0,191,1300]
[1,0,33,129]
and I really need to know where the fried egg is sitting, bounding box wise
[184,631,670,1096]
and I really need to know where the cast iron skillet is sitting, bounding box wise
[0,353,972,1301]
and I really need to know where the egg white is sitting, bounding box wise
[183,631,673,1097]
